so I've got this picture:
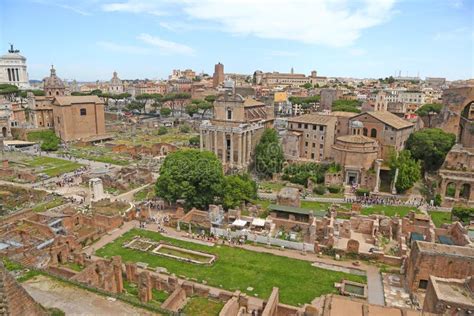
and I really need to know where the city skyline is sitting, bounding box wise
[1,0,473,81]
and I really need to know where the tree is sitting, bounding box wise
[254,129,284,178]
[389,150,421,193]
[18,89,45,98]
[90,89,102,96]
[0,84,19,101]
[452,206,474,223]
[179,124,191,133]
[160,107,172,117]
[157,126,167,135]
[406,128,456,172]
[189,135,200,147]
[155,150,224,209]
[197,101,213,118]
[331,100,361,113]
[416,103,443,117]
[126,101,145,113]
[185,104,199,117]
[221,173,257,209]
[204,95,217,103]
[301,82,313,89]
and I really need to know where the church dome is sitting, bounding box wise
[43,66,65,89]
[350,120,364,128]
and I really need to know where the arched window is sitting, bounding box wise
[56,91,59,96]
[445,182,456,198]
[460,183,471,200]
[363,128,368,136]
[370,128,377,138]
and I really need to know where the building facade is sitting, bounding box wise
[199,94,274,172]
[0,45,29,88]
[52,95,106,141]
[283,114,337,162]
[108,71,123,94]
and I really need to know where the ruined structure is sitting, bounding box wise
[437,85,474,206]
[404,241,474,292]
[0,263,48,316]
[423,276,474,314]
[71,256,123,293]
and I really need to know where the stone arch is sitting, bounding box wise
[459,101,474,147]
[460,183,471,200]
[370,128,377,138]
[1,127,6,137]
[445,182,456,197]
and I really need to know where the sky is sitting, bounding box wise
[0,0,473,81]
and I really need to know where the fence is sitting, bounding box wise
[210,227,314,253]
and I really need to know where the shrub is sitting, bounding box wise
[157,126,167,135]
[313,185,326,195]
[179,124,191,133]
[27,130,60,151]
[189,135,200,147]
[452,206,474,223]
[434,194,442,207]
[355,188,370,197]
[327,185,342,194]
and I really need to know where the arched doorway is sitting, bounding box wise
[460,183,471,200]
[445,182,456,198]
[1,127,6,137]
[459,101,474,146]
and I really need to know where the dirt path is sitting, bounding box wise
[23,275,155,316]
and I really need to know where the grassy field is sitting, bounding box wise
[360,205,415,217]
[182,297,224,316]
[65,146,131,166]
[32,197,65,212]
[96,229,366,305]
[27,156,83,177]
[114,128,197,146]
[429,211,452,227]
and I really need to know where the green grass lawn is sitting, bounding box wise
[32,197,65,212]
[65,146,131,166]
[182,297,224,316]
[27,156,83,177]
[429,211,452,227]
[96,229,366,305]
[360,205,415,217]
[258,181,287,192]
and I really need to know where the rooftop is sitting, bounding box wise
[354,111,414,130]
[336,135,377,144]
[268,204,327,217]
[415,241,474,259]
[430,276,474,307]
[54,95,104,106]
[288,113,337,125]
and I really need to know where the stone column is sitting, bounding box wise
[213,130,218,155]
[229,132,234,167]
[373,159,382,193]
[222,132,227,165]
[206,131,211,150]
[455,183,461,199]
[238,133,242,167]
[391,168,399,195]
[199,130,203,151]
[247,131,251,163]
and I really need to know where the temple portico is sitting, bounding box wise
[200,122,263,172]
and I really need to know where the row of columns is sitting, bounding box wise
[200,129,252,169]
[7,68,20,82]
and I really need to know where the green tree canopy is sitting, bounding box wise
[188,135,200,147]
[160,107,172,117]
[204,95,217,103]
[301,83,313,89]
[0,84,19,101]
[389,150,421,193]
[452,206,474,224]
[406,128,456,172]
[155,150,224,209]
[221,174,257,209]
[185,104,199,117]
[331,100,361,113]
[415,103,443,117]
[254,129,284,178]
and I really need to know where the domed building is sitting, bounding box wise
[108,71,123,94]
[43,65,66,97]
[0,44,29,88]
[331,120,380,188]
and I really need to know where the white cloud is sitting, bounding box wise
[101,0,166,16]
[32,0,91,16]
[97,41,150,54]
[137,33,195,55]
[100,0,396,47]
[178,0,396,47]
